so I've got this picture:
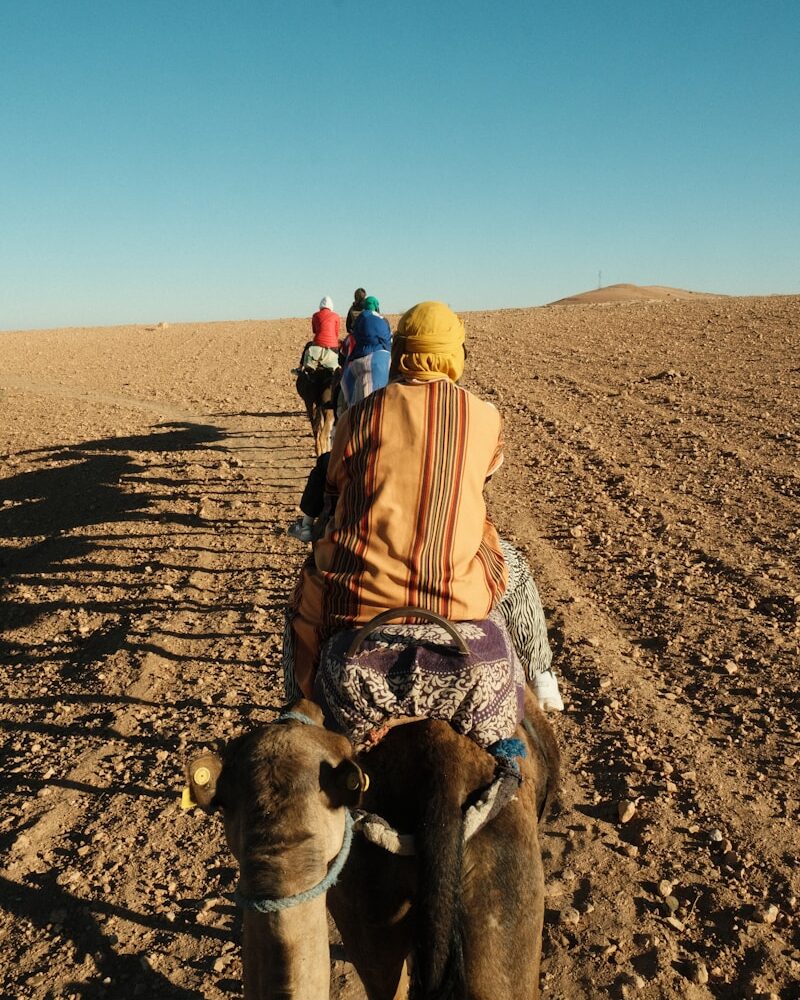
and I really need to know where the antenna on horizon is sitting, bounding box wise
[598,269,602,289]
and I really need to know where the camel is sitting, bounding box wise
[186,691,558,1000]
[296,365,337,457]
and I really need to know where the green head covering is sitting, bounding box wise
[363,296,380,312]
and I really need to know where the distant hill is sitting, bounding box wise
[548,283,724,306]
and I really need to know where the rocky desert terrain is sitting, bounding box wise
[1,292,798,999]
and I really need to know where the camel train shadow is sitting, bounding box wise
[0,420,232,694]
[0,417,279,814]
[0,868,212,999]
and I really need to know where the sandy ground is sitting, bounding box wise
[1,295,798,1000]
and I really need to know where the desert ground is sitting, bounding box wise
[1,292,798,999]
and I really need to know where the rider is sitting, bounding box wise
[345,287,367,336]
[285,301,564,712]
[311,295,341,348]
[292,296,342,432]
[340,295,392,409]
[293,295,341,371]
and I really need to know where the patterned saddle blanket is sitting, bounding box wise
[301,344,340,371]
[314,611,525,749]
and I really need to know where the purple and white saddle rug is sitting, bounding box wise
[313,610,525,750]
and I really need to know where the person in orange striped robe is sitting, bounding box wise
[289,300,511,699]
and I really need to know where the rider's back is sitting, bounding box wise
[314,377,507,631]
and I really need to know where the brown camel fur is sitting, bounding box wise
[295,366,336,456]
[187,692,558,1000]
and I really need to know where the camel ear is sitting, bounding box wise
[183,752,224,812]
[321,759,370,809]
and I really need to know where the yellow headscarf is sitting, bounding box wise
[391,301,465,382]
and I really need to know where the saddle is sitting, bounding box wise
[314,607,525,750]
[300,344,339,372]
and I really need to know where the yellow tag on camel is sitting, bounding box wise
[180,786,196,810]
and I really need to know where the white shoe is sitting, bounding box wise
[287,517,312,542]
[532,670,564,712]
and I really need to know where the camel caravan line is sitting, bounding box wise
[183,298,563,998]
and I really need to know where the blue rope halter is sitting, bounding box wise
[234,709,354,914]
[275,710,317,727]
[234,810,354,914]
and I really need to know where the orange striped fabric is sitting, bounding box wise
[291,377,507,696]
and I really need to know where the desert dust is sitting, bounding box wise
[1,291,798,999]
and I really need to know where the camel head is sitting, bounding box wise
[183,700,369,999]
[185,700,368,895]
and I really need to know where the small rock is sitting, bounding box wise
[687,959,709,985]
[664,895,680,914]
[709,828,724,842]
[560,906,581,926]
[618,799,636,824]
[658,879,674,897]
[759,904,779,925]
[665,915,685,931]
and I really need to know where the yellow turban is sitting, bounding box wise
[392,301,465,382]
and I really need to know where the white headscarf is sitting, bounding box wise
[319,296,333,310]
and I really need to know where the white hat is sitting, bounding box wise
[319,296,333,310]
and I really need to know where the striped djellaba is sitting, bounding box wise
[289,377,509,697]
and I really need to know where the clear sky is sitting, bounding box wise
[1,0,798,330]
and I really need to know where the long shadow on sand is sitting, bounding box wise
[0,422,225,643]
[0,871,212,998]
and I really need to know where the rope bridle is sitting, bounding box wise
[235,810,354,914]
[234,710,357,915]
[232,710,528,913]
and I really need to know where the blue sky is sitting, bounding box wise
[1,0,798,330]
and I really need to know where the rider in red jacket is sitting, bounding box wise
[311,296,341,349]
